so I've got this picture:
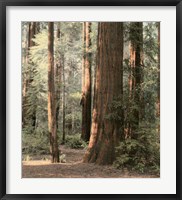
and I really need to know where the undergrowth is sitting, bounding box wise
[114,126,160,175]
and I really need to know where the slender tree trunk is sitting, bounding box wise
[126,42,135,138]
[48,22,59,163]
[82,22,86,96]
[22,24,29,127]
[28,22,36,47]
[81,22,92,142]
[66,65,73,133]
[140,30,145,121]
[36,22,40,33]
[157,22,160,133]
[55,22,62,129]
[81,22,86,140]
[30,22,39,129]
[84,22,123,165]
[134,22,143,128]
[62,56,66,144]
[72,69,75,132]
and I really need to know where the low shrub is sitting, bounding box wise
[22,129,50,155]
[114,127,160,175]
[64,134,88,149]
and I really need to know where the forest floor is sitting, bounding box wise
[22,145,159,178]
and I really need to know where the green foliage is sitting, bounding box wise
[122,22,159,124]
[114,125,160,174]
[104,96,124,124]
[30,30,48,68]
[129,22,143,48]
[22,128,50,155]
[63,134,87,149]
[22,22,86,149]
[143,22,158,62]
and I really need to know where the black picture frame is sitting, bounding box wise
[0,0,181,199]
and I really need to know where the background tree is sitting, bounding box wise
[126,22,143,138]
[114,22,160,173]
[81,22,86,141]
[22,22,38,130]
[81,22,92,142]
[55,22,62,129]
[48,22,59,163]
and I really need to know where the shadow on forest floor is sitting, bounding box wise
[22,145,159,178]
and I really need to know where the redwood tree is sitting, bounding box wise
[127,22,143,138]
[81,22,92,142]
[84,22,123,165]
[55,22,62,129]
[48,22,59,163]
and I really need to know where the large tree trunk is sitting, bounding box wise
[81,22,92,142]
[48,22,59,163]
[84,22,123,165]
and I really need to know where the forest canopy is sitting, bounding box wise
[22,22,160,178]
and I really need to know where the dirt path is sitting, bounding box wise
[22,145,158,178]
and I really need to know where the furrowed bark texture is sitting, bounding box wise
[84,22,123,165]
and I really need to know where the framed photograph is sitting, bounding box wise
[0,0,181,199]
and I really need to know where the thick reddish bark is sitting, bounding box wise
[84,22,123,165]
[48,22,59,163]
